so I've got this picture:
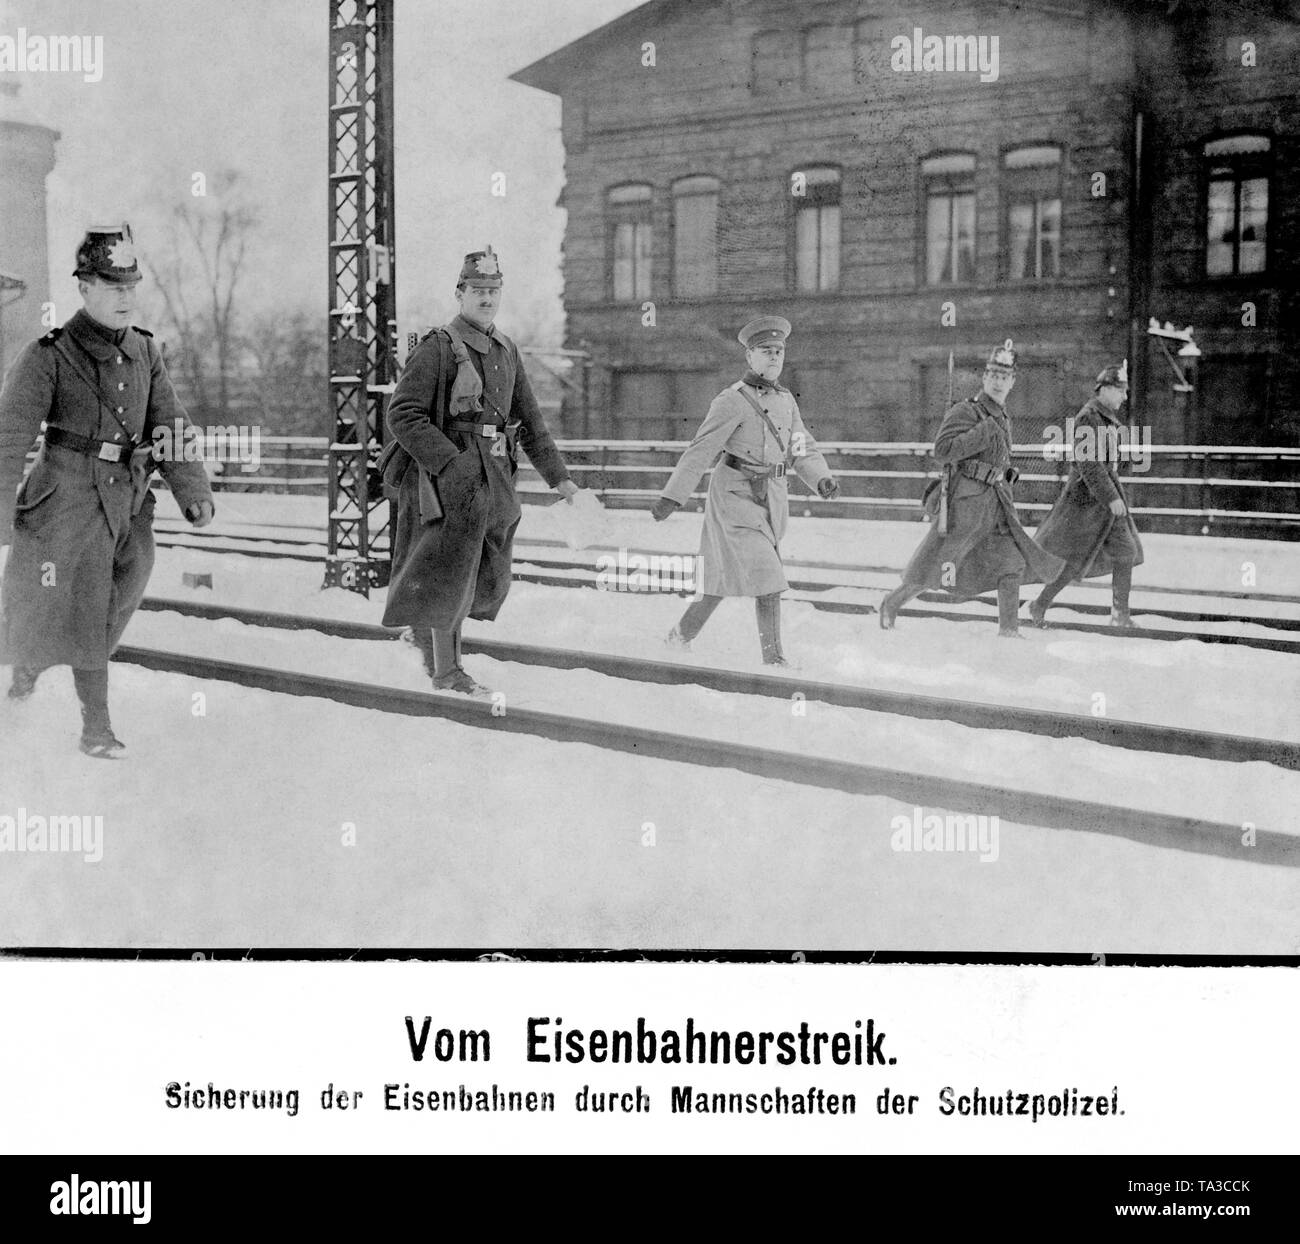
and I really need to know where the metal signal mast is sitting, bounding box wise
[325,0,396,593]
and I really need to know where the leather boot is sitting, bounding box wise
[670,594,722,650]
[879,584,919,629]
[430,626,490,696]
[79,705,126,759]
[997,576,1023,638]
[756,592,787,666]
[1110,562,1138,628]
[1030,569,1073,628]
[410,628,438,678]
[74,667,124,758]
[7,665,43,701]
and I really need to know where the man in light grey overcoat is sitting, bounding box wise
[651,316,839,665]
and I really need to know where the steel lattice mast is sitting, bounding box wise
[325,0,396,593]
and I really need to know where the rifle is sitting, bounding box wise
[936,350,954,534]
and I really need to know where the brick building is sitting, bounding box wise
[511,0,1299,450]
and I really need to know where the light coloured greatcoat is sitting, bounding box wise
[662,377,832,596]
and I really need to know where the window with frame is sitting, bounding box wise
[608,183,653,301]
[792,166,841,293]
[672,176,720,298]
[922,153,976,285]
[852,17,889,82]
[1204,134,1270,277]
[752,31,796,94]
[1003,145,1061,281]
[802,24,848,91]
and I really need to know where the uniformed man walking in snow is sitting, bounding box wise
[0,223,215,756]
[651,316,839,665]
[1029,360,1145,627]
[381,247,578,694]
[878,339,1062,637]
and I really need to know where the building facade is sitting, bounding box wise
[0,81,59,376]
[512,0,1299,450]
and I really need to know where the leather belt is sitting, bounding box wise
[449,419,510,441]
[958,459,1007,485]
[44,425,135,463]
[724,452,785,479]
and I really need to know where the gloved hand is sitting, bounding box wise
[1108,497,1126,517]
[556,479,580,505]
[817,477,840,500]
[650,496,679,523]
[185,500,215,527]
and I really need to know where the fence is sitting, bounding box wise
[190,436,1299,538]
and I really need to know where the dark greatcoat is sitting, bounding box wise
[901,389,1064,597]
[381,315,570,631]
[1034,396,1145,578]
[0,310,213,669]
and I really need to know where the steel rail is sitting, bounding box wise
[137,597,1300,770]
[109,643,1300,868]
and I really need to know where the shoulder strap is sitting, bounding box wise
[440,322,470,365]
[731,381,790,462]
[432,329,456,428]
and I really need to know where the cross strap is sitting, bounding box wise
[731,381,790,464]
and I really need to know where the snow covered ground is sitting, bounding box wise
[1,490,1297,951]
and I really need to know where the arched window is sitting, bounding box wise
[921,153,975,285]
[791,166,840,293]
[672,176,720,298]
[1204,134,1270,276]
[1003,145,1062,280]
[607,183,652,301]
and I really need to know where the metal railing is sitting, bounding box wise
[86,435,1296,537]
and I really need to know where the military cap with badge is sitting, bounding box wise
[457,244,503,288]
[738,315,791,349]
[1094,359,1129,391]
[985,338,1017,374]
[74,222,142,285]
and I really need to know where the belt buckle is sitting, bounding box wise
[481,424,497,440]
[97,442,120,462]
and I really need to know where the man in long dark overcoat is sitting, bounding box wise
[1030,361,1145,627]
[380,247,577,694]
[0,224,214,756]
[879,340,1063,637]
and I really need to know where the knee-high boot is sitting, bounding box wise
[755,592,785,665]
[74,666,124,758]
[668,594,722,649]
[1111,562,1136,627]
[431,628,460,679]
[411,627,459,678]
[997,575,1022,637]
[1030,568,1075,626]
[879,582,922,629]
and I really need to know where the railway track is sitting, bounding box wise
[150,530,1300,653]
[157,521,1300,606]
[109,641,1300,868]
[138,596,1300,770]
